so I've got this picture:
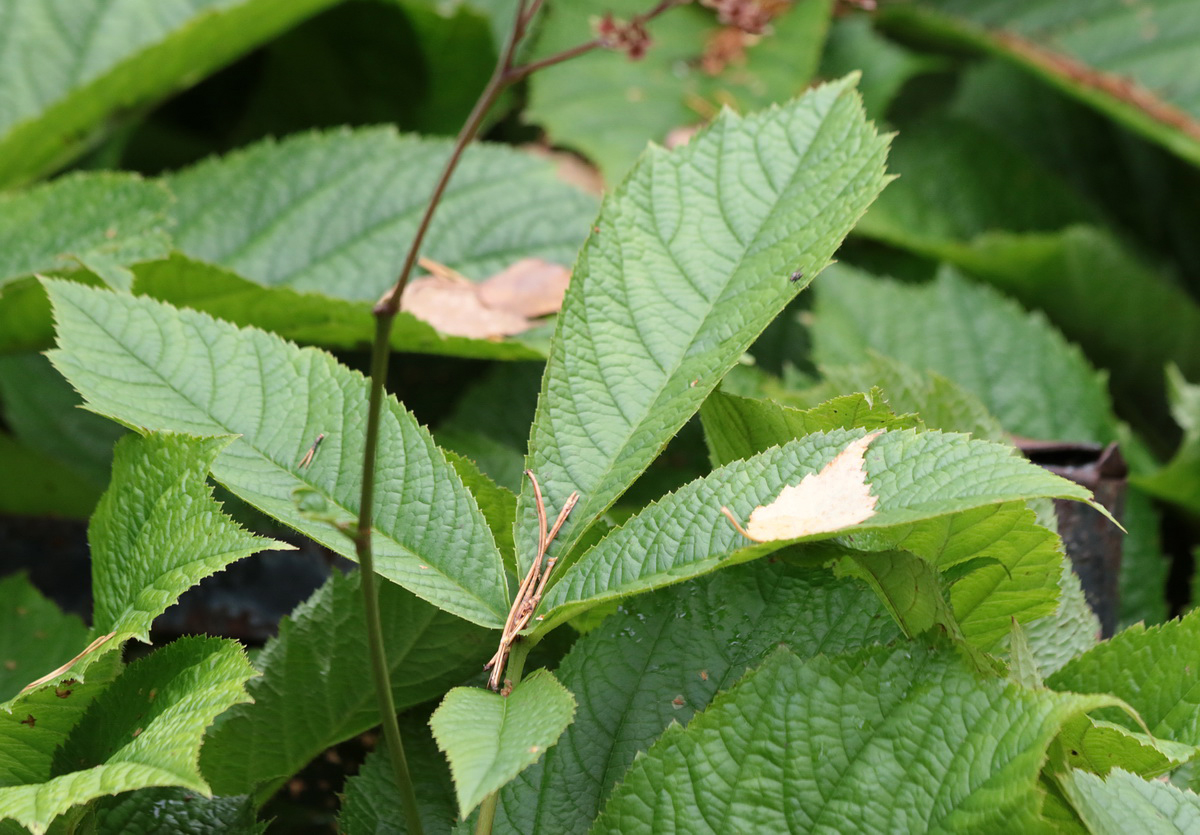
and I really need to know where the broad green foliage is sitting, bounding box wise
[1061,768,1200,834]
[0,575,86,702]
[528,0,834,180]
[812,264,1119,443]
[0,173,171,290]
[92,788,264,835]
[880,0,1200,165]
[201,569,492,799]
[340,716,456,835]
[819,14,943,119]
[593,642,1118,834]
[0,636,255,834]
[133,256,546,361]
[88,433,279,655]
[519,77,893,572]
[0,0,343,186]
[166,127,597,301]
[430,670,577,818]
[47,280,510,627]
[700,388,920,466]
[536,427,1096,630]
[1048,609,1200,748]
[492,561,899,835]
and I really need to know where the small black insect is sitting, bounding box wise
[789,269,804,283]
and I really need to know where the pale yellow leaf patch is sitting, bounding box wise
[724,431,883,542]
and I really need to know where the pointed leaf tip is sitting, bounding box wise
[732,431,882,541]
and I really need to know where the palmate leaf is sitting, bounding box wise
[430,670,577,819]
[593,642,1120,834]
[518,76,893,572]
[1061,768,1200,834]
[46,281,509,627]
[535,427,1096,631]
[165,127,597,302]
[491,561,898,835]
[879,0,1200,167]
[0,636,254,835]
[0,0,343,186]
[201,569,491,799]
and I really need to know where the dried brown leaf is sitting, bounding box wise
[734,431,882,541]
[401,275,533,339]
[477,258,572,319]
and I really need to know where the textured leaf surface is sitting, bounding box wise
[1023,564,1101,678]
[0,575,86,703]
[1048,609,1200,747]
[528,0,834,180]
[166,127,597,302]
[430,670,577,818]
[92,788,264,835]
[519,77,892,572]
[0,0,342,185]
[812,264,1119,442]
[593,642,1116,834]
[1062,768,1200,834]
[881,0,1200,166]
[89,433,280,650]
[201,569,491,798]
[46,281,509,627]
[0,173,171,290]
[132,255,546,360]
[0,636,253,834]
[340,715,456,835]
[492,561,898,834]
[538,427,1093,626]
[1054,716,1198,780]
[700,388,919,467]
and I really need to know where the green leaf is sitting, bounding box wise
[1061,768,1200,834]
[842,549,958,639]
[46,281,509,627]
[0,431,101,516]
[1048,608,1200,747]
[0,353,125,492]
[340,714,456,835]
[166,127,597,302]
[812,264,1119,443]
[445,451,518,575]
[430,670,577,819]
[0,0,344,186]
[131,255,545,361]
[88,433,282,653]
[700,388,920,466]
[92,788,265,835]
[1023,563,1101,678]
[1136,365,1200,514]
[0,575,87,703]
[878,1,1200,167]
[528,0,834,181]
[0,636,254,835]
[0,173,172,291]
[592,642,1120,834]
[537,427,1096,629]
[491,561,899,834]
[1053,716,1199,780]
[519,76,893,571]
[200,569,492,799]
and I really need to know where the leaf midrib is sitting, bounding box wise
[61,294,505,624]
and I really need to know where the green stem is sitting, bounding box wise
[355,315,424,835]
[474,641,533,835]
